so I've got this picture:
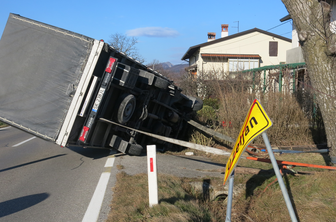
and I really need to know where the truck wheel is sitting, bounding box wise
[128,144,143,156]
[117,94,136,124]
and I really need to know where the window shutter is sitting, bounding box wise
[269,41,278,56]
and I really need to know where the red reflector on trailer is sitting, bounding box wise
[79,126,90,142]
[105,57,116,73]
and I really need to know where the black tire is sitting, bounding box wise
[128,144,143,156]
[117,94,136,124]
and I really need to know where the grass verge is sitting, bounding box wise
[108,152,335,222]
[108,172,215,221]
[0,121,7,128]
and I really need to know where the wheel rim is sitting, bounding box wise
[124,100,135,119]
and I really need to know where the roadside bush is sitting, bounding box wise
[181,69,325,147]
[196,105,217,125]
[217,92,316,146]
[203,98,219,109]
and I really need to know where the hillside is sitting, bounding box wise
[150,62,188,74]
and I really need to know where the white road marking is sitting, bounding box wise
[82,150,116,222]
[104,157,115,168]
[12,136,36,147]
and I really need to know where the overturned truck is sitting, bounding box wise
[0,14,202,155]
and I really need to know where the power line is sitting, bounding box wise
[266,20,291,32]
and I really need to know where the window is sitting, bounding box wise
[269,41,278,56]
[229,59,259,72]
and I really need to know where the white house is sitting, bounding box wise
[280,15,304,63]
[182,25,292,77]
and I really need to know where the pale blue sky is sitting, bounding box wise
[1,0,292,65]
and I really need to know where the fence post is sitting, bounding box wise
[252,71,255,91]
[263,69,266,93]
[292,68,296,93]
[279,68,282,92]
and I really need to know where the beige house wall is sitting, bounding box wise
[195,31,291,75]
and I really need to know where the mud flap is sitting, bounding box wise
[110,135,129,153]
[109,135,143,156]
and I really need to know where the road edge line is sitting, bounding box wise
[12,136,36,147]
[82,150,115,222]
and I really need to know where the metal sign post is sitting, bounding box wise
[262,132,298,222]
[223,99,272,221]
[225,170,235,222]
[223,99,298,221]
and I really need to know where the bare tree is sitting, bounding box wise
[282,0,336,164]
[108,33,145,63]
[147,59,161,71]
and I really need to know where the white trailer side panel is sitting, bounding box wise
[0,14,97,141]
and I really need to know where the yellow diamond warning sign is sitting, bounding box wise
[223,99,272,185]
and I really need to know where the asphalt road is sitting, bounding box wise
[0,126,225,222]
[0,127,115,222]
[116,152,225,178]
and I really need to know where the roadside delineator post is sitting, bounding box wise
[147,145,158,207]
[223,99,297,222]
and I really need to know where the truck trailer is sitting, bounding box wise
[0,13,202,155]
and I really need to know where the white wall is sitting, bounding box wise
[195,30,291,74]
[292,25,299,48]
[330,1,336,33]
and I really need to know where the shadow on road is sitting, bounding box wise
[66,146,112,159]
[0,193,49,218]
[0,154,66,173]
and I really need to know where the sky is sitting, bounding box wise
[0,0,292,65]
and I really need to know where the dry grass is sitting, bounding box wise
[116,164,124,170]
[189,130,216,148]
[197,91,319,147]
[108,152,335,222]
[108,172,214,222]
[186,68,326,147]
[233,171,336,222]
[0,121,7,128]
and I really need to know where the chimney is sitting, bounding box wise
[207,32,216,42]
[221,24,229,38]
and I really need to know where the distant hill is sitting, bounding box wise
[160,62,188,74]
[159,62,174,69]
